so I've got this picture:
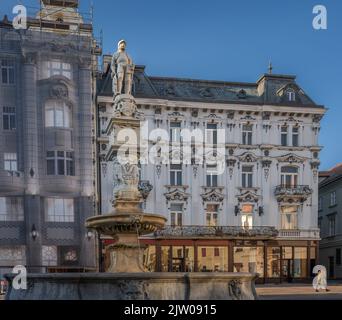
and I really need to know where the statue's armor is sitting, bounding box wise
[111,51,134,96]
[114,52,131,67]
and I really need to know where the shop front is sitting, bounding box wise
[101,227,318,283]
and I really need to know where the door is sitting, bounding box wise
[329,256,335,279]
[282,260,294,282]
[172,258,184,272]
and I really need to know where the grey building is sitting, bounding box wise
[0,0,101,277]
[319,164,342,279]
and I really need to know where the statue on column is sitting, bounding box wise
[111,40,135,97]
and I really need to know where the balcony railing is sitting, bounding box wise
[274,185,313,203]
[152,226,278,239]
[278,229,320,239]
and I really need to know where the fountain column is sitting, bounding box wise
[86,41,167,273]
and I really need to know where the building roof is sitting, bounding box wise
[97,62,324,109]
[319,163,342,188]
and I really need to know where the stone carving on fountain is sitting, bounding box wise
[138,180,153,201]
[86,40,167,273]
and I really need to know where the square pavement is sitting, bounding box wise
[256,281,342,300]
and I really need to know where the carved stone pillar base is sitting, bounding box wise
[107,233,146,273]
[114,199,142,214]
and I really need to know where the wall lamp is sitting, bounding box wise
[30,224,38,241]
[86,230,94,241]
[234,206,240,216]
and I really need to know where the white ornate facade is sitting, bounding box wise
[97,63,326,281]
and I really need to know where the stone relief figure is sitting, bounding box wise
[114,94,137,118]
[113,157,140,193]
[111,40,135,97]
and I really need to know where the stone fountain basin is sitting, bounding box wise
[5,272,258,300]
[86,213,167,236]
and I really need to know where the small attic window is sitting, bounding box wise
[237,89,247,99]
[287,90,296,102]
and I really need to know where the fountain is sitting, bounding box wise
[4,41,258,300]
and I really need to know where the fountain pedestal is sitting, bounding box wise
[86,212,166,273]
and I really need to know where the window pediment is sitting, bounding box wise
[277,153,306,164]
[168,111,184,122]
[164,188,190,203]
[238,152,258,163]
[201,188,224,204]
[237,190,260,203]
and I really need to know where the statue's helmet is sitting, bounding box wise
[118,40,126,48]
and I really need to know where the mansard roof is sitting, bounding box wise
[97,64,324,109]
[319,164,342,188]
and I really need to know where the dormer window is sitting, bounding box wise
[287,90,296,102]
[237,89,247,99]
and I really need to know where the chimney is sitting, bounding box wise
[102,54,112,73]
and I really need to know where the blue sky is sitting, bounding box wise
[1,0,342,170]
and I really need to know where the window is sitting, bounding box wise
[328,215,336,237]
[42,246,58,266]
[242,124,253,145]
[1,59,15,84]
[46,198,74,222]
[206,123,218,145]
[170,203,183,227]
[3,107,16,130]
[170,164,182,186]
[281,206,298,230]
[292,126,299,147]
[281,126,288,146]
[267,247,281,278]
[45,101,71,128]
[234,247,264,274]
[198,247,228,272]
[43,60,72,79]
[4,153,17,172]
[281,166,298,188]
[294,247,307,278]
[318,197,323,211]
[241,204,253,229]
[47,151,75,176]
[0,197,24,221]
[206,204,218,226]
[206,165,218,187]
[170,122,181,143]
[287,91,296,102]
[336,249,341,266]
[0,246,26,266]
[242,166,253,188]
[330,191,337,206]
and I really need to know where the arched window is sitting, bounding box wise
[281,166,298,187]
[45,101,71,128]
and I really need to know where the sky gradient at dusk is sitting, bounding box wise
[1,0,342,170]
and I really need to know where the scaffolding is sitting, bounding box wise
[0,0,103,72]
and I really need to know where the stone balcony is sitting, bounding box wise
[274,185,313,204]
[278,229,320,240]
[152,226,278,240]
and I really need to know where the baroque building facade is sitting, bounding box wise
[0,0,100,278]
[97,59,326,282]
[318,164,342,279]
